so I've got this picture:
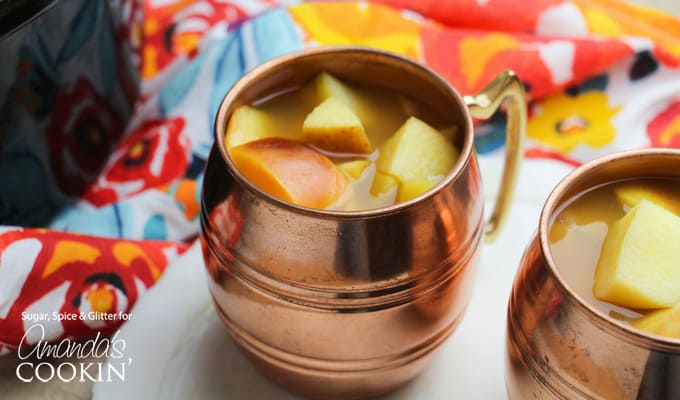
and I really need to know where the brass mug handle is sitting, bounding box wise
[463,70,527,243]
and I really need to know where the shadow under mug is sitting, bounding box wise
[506,148,680,399]
[201,46,526,399]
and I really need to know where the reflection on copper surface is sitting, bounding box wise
[201,47,524,399]
[506,149,680,400]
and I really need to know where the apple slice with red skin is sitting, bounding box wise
[230,138,348,209]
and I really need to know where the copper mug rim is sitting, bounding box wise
[212,46,475,220]
[538,147,680,350]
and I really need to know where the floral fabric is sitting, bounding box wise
[1,0,680,351]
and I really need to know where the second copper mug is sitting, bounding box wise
[200,46,526,399]
[506,149,680,399]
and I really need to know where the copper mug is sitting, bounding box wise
[506,149,680,399]
[201,46,526,399]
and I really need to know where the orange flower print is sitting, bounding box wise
[289,3,420,59]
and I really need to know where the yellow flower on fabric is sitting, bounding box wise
[289,3,420,59]
[528,92,620,154]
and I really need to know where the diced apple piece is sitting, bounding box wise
[615,183,680,216]
[302,97,372,154]
[226,106,302,149]
[300,73,415,146]
[230,138,347,209]
[370,172,398,196]
[376,117,459,183]
[301,72,366,114]
[632,303,680,339]
[337,159,370,179]
[399,95,459,142]
[397,178,441,203]
[593,200,680,309]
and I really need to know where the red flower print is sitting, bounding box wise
[142,0,247,79]
[647,100,680,148]
[0,228,188,348]
[203,193,243,280]
[211,193,243,249]
[421,26,632,100]
[84,117,190,207]
[47,79,125,196]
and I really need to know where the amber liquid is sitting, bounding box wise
[246,78,454,211]
[253,81,450,151]
[549,178,680,321]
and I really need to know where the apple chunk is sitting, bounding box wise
[370,172,398,196]
[593,200,680,309]
[226,105,302,150]
[299,72,406,145]
[632,303,680,338]
[397,179,440,203]
[230,138,347,209]
[376,117,458,199]
[615,182,680,216]
[337,159,370,179]
[301,72,367,116]
[302,97,372,154]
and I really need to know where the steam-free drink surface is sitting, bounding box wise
[224,73,460,211]
[550,178,680,338]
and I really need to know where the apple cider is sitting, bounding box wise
[224,72,459,211]
[549,178,680,339]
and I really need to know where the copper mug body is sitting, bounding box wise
[506,149,680,399]
[201,47,526,399]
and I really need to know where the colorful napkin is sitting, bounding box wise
[2,0,680,353]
